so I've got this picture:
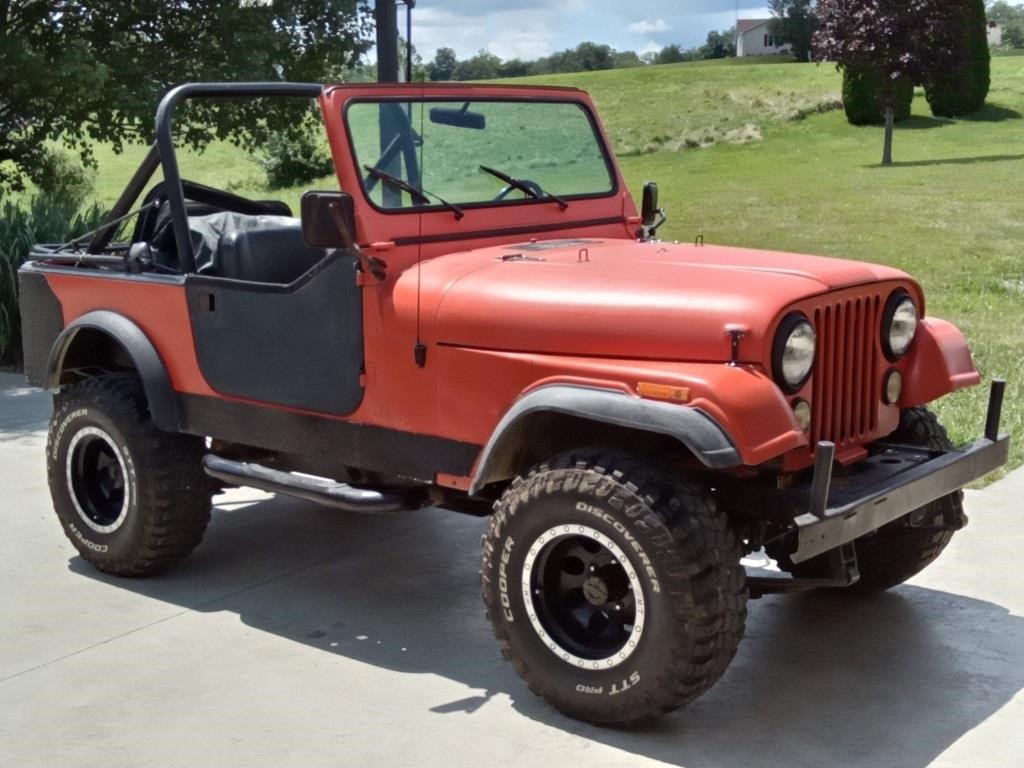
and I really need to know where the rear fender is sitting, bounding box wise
[47,310,180,431]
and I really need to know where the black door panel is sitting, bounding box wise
[186,253,364,416]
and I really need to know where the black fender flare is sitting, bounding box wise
[468,385,741,494]
[46,310,180,432]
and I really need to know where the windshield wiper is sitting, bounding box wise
[479,165,569,211]
[363,165,464,220]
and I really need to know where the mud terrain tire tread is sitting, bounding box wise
[844,407,959,593]
[47,375,211,576]
[481,448,747,727]
[789,407,960,594]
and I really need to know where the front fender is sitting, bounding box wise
[902,317,981,406]
[468,384,741,494]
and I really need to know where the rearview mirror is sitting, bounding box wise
[301,191,356,249]
[429,104,486,130]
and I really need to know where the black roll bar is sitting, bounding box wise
[153,82,322,273]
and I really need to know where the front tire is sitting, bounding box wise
[788,407,962,593]
[481,449,747,726]
[47,375,212,576]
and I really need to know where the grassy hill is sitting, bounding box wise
[522,59,1024,476]
[14,57,1024,475]
[498,59,842,156]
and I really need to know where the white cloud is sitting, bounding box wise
[627,19,671,35]
[414,6,554,60]
[636,40,663,56]
[409,1,775,63]
[488,26,554,61]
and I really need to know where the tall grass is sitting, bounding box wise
[0,194,105,366]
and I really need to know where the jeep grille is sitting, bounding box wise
[810,293,883,447]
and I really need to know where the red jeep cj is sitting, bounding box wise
[18,82,1009,725]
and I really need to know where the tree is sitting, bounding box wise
[925,0,990,116]
[769,0,819,62]
[655,44,689,64]
[1006,25,1024,49]
[428,47,458,81]
[453,50,502,81]
[842,65,914,125]
[701,29,736,59]
[987,1,1024,27]
[613,50,644,69]
[0,1,372,193]
[574,42,615,71]
[399,38,427,82]
[814,0,967,165]
[498,58,531,78]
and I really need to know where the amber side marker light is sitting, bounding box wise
[637,382,691,402]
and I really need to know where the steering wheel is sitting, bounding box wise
[495,179,544,201]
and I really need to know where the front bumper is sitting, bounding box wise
[790,380,1010,564]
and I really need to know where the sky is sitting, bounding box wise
[408,1,774,62]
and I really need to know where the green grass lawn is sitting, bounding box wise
[12,57,1024,476]
[616,61,1024,479]
[503,59,842,156]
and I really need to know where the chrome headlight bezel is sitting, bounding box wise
[772,313,816,393]
[882,292,918,361]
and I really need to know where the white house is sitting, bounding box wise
[988,21,1003,47]
[735,19,791,57]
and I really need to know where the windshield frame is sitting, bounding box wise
[342,95,620,217]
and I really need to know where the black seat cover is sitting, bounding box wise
[217,226,327,284]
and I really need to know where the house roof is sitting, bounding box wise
[736,18,772,36]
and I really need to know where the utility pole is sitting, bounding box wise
[375,0,399,83]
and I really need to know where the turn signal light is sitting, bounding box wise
[637,382,691,403]
[793,399,812,432]
[884,370,903,405]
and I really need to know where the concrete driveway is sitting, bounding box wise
[1,371,1021,768]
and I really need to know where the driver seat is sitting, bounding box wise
[216,225,327,284]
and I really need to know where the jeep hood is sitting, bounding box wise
[405,239,913,363]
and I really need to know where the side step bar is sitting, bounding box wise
[202,455,428,514]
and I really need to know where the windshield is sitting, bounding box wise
[345,98,615,211]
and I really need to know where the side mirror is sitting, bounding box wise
[301,191,356,249]
[641,182,659,227]
[638,181,667,241]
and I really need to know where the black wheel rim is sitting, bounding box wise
[68,428,127,532]
[526,528,642,665]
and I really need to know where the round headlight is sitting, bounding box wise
[883,293,918,360]
[773,314,816,392]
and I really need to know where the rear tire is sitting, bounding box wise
[47,375,212,576]
[481,449,747,726]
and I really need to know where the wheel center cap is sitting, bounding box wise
[583,576,609,606]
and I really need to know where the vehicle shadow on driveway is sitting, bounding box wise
[70,493,1024,768]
